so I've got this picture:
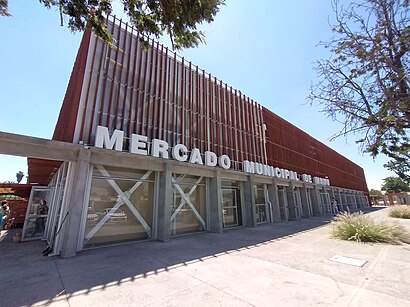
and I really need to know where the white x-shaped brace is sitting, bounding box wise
[171,176,206,229]
[85,166,153,242]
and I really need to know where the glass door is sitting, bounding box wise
[277,186,288,221]
[21,187,53,241]
[222,188,242,228]
[254,184,268,224]
[320,192,332,215]
[293,188,303,219]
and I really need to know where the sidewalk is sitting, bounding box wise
[1,207,409,307]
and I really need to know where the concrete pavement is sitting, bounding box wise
[1,207,409,307]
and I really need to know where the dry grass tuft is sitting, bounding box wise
[389,206,410,219]
[331,211,410,244]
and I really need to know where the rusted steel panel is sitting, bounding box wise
[53,17,368,193]
[262,107,368,192]
[52,28,92,143]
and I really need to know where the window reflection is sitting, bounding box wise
[84,166,154,248]
[171,174,206,236]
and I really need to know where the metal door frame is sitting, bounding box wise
[21,186,54,241]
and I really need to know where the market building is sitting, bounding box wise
[2,16,369,257]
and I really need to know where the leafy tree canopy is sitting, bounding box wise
[16,171,24,184]
[308,0,409,182]
[0,0,11,16]
[381,176,410,193]
[369,188,382,195]
[2,0,225,49]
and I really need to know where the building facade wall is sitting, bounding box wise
[36,17,374,257]
[263,110,368,192]
[52,16,368,194]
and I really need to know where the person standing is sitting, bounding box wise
[332,198,339,216]
[1,200,10,230]
[32,200,49,236]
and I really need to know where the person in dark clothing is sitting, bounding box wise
[32,200,49,236]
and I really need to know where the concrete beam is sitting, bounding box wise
[0,131,79,161]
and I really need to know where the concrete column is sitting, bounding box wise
[311,185,322,216]
[353,193,359,210]
[286,184,298,221]
[209,169,223,233]
[268,181,281,222]
[336,189,344,211]
[156,161,172,242]
[60,148,91,258]
[300,184,311,218]
[341,191,348,210]
[243,175,256,227]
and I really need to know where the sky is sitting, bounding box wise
[0,0,395,189]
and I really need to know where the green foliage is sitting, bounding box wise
[308,0,410,180]
[381,176,410,193]
[16,171,24,184]
[331,211,410,244]
[389,206,410,219]
[369,189,382,196]
[35,0,224,50]
[0,0,11,16]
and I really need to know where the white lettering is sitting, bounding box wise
[129,134,148,155]
[204,151,217,167]
[189,148,203,165]
[243,161,255,173]
[172,144,188,162]
[95,126,123,151]
[263,165,272,177]
[219,155,231,169]
[152,139,169,159]
[255,163,263,175]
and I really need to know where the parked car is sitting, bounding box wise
[104,208,127,223]
[87,208,99,223]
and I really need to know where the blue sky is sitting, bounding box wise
[0,0,394,189]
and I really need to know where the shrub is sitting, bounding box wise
[389,206,410,219]
[331,211,410,244]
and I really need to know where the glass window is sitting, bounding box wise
[84,166,154,248]
[171,174,206,236]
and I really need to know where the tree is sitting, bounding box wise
[16,171,24,184]
[369,188,382,195]
[1,0,224,50]
[0,0,11,16]
[381,176,410,193]
[308,0,409,182]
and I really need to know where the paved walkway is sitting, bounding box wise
[1,207,409,307]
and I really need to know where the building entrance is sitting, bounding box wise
[293,188,303,220]
[221,181,242,228]
[320,192,332,215]
[21,186,53,241]
[254,184,269,224]
[277,186,288,221]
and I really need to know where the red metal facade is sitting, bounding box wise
[51,16,368,192]
[263,110,368,191]
[53,28,92,142]
[56,17,266,169]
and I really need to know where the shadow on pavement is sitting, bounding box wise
[0,208,382,306]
